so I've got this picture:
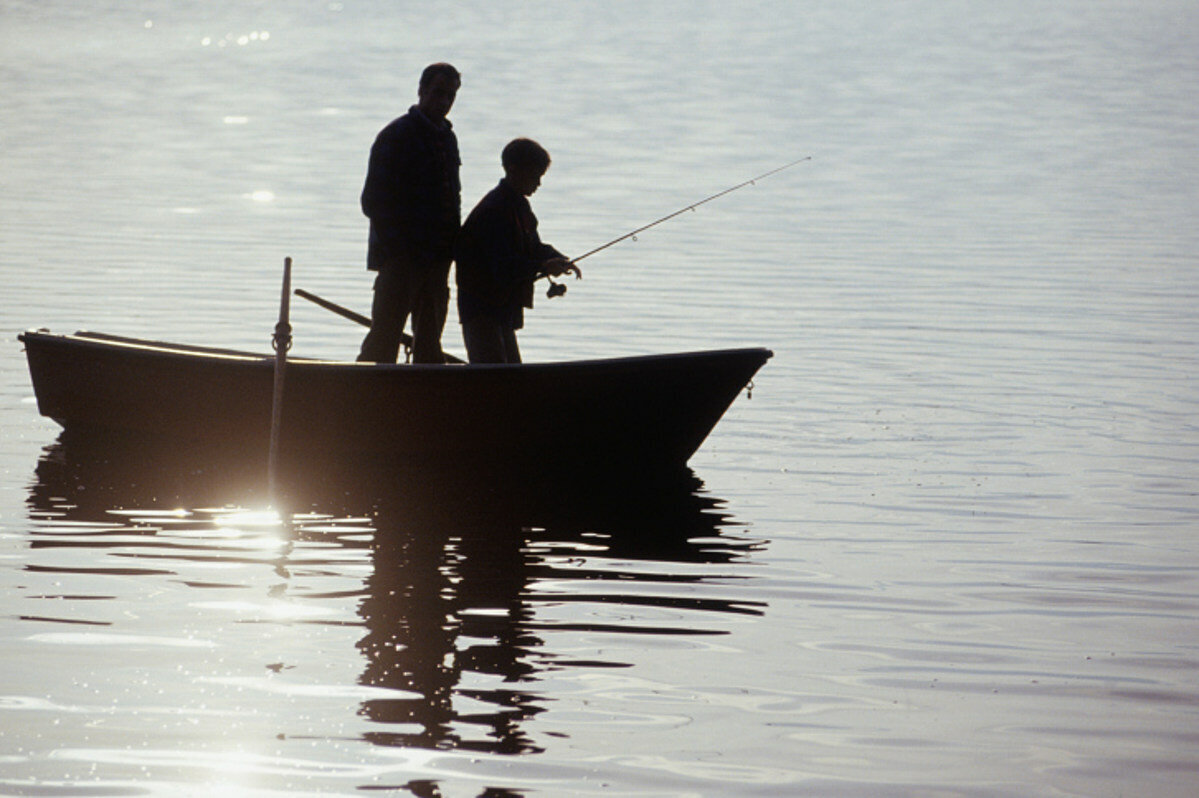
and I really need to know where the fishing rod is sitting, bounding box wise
[542,155,811,297]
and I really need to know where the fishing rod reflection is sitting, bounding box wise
[25,433,767,755]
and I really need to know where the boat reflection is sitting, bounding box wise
[26,433,766,756]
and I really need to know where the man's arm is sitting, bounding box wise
[360,123,424,255]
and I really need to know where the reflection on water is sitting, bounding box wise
[23,433,764,767]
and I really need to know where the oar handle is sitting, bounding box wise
[293,288,465,365]
[295,288,370,327]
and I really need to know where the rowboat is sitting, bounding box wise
[18,329,771,476]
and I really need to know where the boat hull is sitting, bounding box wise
[19,330,771,474]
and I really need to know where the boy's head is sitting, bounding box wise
[502,138,551,196]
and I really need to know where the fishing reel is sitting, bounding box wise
[545,258,581,298]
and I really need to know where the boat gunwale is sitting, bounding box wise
[19,329,773,371]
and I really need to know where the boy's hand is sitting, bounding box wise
[544,257,582,279]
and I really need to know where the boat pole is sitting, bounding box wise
[268,257,293,501]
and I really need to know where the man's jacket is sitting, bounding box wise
[361,106,460,270]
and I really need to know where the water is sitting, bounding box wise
[3,1,1198,795]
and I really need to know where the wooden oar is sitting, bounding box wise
[295,288,370,327]
[294,288,465,365]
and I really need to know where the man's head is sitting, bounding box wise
[417,62,460,123]
[502,138,551,196]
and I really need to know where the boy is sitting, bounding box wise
[454,138,579,364]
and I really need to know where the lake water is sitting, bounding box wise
[3,1,1199,795]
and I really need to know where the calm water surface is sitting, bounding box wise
[2,1,1198,795]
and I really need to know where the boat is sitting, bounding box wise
[18,329,771,476]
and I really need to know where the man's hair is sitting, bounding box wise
[419,62,461,91]
[502,138,551,173]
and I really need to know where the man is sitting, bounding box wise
[455,138,579,364]
[357,62,461,364]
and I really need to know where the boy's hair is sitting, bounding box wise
[502,138,551,174]
[419,62,461,91]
